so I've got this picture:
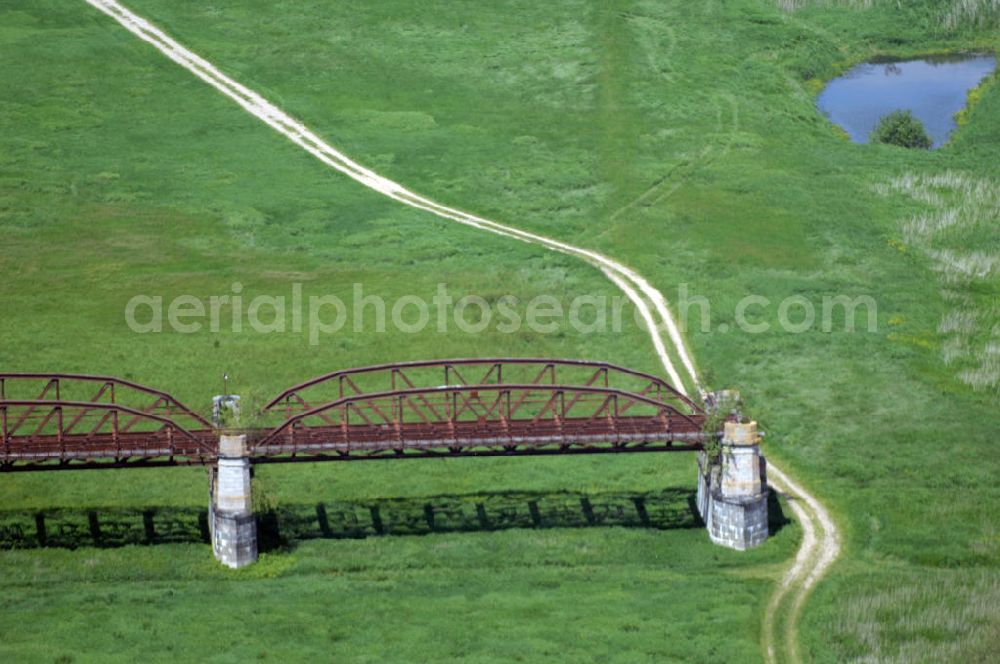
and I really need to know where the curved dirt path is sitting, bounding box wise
[83,2,841,660]
[83,0,698,397]
[765,466,841,664]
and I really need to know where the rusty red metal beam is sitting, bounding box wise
[0,362,712,472]
[0,400,216,467]
[253,384,706,459]
[0,373,212,429]
[250,441,702,465]
[263,359,704,415]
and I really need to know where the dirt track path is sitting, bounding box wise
[765,465,841,663]
[83,2,841,660]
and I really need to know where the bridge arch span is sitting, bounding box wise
[254,383,707,461]
[263,358,703,420]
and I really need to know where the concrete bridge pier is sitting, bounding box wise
[209,434,258,568]
[697,420,769,550]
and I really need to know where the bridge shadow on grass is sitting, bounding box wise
[257,488,703,553]
[767,490,791,535]
[0,488,788,552]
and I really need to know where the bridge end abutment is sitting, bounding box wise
[209,434,258,568]
[698,420,769,551]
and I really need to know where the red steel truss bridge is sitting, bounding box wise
[0,359,710,472]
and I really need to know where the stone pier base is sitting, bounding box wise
[697,421,770,551]
[211,508,258,568]
[699,482,769,550]
[209,434,258,568]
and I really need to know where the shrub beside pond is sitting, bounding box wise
[871,110,934,149]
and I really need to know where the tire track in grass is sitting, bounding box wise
[81,3,841,661]
[83,0,698,396]
[764,465,841,664]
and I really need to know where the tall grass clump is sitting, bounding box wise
[875,172,1000,395]
[943,0,1000,30]
[780,0,1000,30]
[829,571,1000,662]
[777,0,878,12]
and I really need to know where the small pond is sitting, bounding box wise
[816,54,996,148]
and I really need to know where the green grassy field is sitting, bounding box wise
[1,0,999,661]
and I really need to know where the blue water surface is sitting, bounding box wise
[817,54,996,148]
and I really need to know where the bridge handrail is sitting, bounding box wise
[0,373,212,429]
[0,399,215,455]
[263,358,702,414]
[257,383,705,449]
